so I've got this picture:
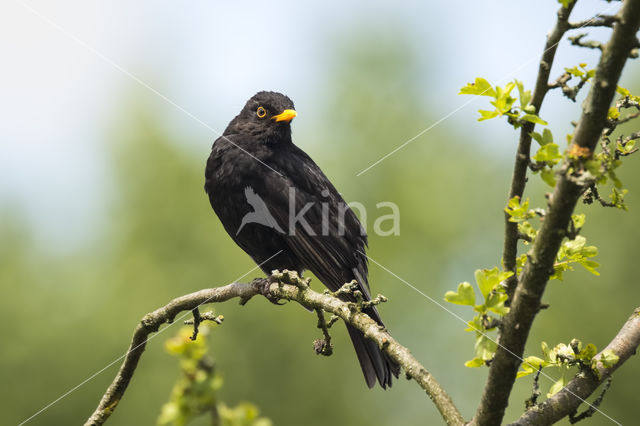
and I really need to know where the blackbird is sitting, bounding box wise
[204,91,400,388]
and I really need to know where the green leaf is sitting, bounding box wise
[491,84,517,114]
[475,268,512,299]
[562,235,587,255]
[515,254,528,275]
[554,343,575,362]
[581,244,598,257]
[505,196,535,222]
[541,341,553,362]
[459,78,496,97]
[565,65,584,77]
[464,357,486,368]
[617,139,636,155]
[577,343,598,361]
[444,282,476,306]
[533,143,562,165]
[571,214,586,230]
[566,133,573,145]
[516,79,532,109]
[485,292,509,316]
[617,86,631,97]
[478,109,500,121]
[521,114,548,125]
[609,167,623,189]
[474,334,497,361]
[550,261,572,281]
[547,375,567,397]
[555,235,600,277]
[500,82,516,98]
[517,356,547,378]
[558,0,574,8]
[580,260,600,276]
[475,269,492,299]
[615,86,640,102]
[531,131,543,145]
[541,168,556,187]
[465,315,483,333]
[585,159,603,178]
[610,188,628,210]
[608,107,620,120]
[598,349,619,368]
[570,238,596,256]
[518,221,537,243]
[219,402,272,426]
[531,128,553,146]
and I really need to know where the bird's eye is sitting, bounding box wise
[256,106,266,118]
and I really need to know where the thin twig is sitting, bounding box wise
[502,1,577,301]
[548,71,589,102]
[313,309,334,356]
[524,366,543,409]
[569,33,604,52]
[568,377,612,424]
[189,307,201,340]
[569,14,617,29]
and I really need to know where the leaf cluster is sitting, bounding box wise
[579,86,640,210]
[505,200,599,279]
[444,268,512,367]
[459,78,547,127]
[518,339,619,398]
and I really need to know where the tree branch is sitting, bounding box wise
[569,33,604,53]
[502,1,576,300]
[84,282,259,426]
[549,70,589,102]
[509,308,640,426]
[569,14,617,29]
[475,1,640,425]
[84,273,465,426]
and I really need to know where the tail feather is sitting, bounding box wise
[345,308,400,389]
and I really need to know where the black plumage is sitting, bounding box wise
[205,91,400,388]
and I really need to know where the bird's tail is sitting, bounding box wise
[345,307,400,389]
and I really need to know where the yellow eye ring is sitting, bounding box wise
[256,106,266,118]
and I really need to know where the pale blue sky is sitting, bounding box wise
[0,0,624,248]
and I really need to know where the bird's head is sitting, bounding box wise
[224,91,297,143]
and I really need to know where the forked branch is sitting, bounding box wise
[475,1,640,424]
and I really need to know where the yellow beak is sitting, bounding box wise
[272,109,297,122]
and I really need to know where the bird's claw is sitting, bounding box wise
[259,277,286,305]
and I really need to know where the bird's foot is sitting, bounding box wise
[257,275,287,306]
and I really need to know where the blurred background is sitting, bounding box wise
[1,1,639,425]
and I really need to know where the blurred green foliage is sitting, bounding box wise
[158,324,270,426]
[2,31,639,426]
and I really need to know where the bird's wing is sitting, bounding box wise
[258,146,370,297]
